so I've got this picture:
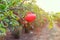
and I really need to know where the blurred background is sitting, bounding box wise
[0,0,60,40]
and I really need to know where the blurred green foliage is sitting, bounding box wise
[0,0,54,36]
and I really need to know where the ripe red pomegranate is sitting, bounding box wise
[24,12,36,22]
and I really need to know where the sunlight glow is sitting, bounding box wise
[36,0,60,12]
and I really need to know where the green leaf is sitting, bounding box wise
[0,28,6,35]
[0,24,2,27]
[0,4,6,11]
[4,19,9,23]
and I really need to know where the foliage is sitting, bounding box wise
[0,0,52,36]
[52,12,60,27]
[48,14,53,30]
